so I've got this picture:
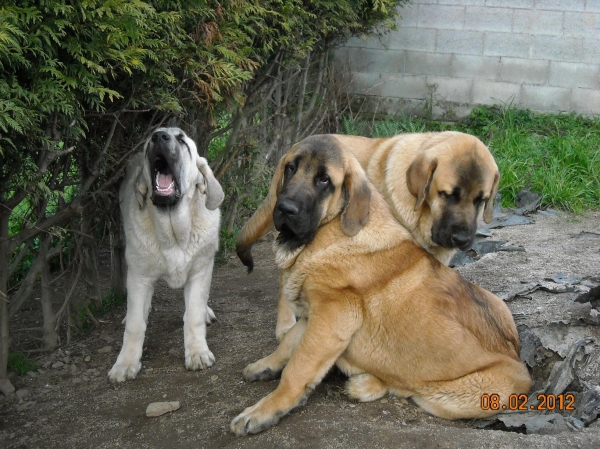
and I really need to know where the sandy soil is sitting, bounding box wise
[1,210,599,448]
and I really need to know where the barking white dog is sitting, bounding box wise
[108,127,224,382]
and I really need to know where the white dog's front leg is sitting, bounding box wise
[183,259,215,370]
[108,276,154,382]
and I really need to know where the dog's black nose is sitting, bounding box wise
[276,199,299,216]
[152,131,171,143]
[451,230,472,249]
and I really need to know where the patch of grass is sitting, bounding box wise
[8,350,37,375]
[343,105,600,212]
[216,226,239,265]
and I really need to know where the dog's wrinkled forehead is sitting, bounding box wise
[438,144,494,197]
[287,135,345,178]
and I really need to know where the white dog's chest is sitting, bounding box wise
[125,205,219,289]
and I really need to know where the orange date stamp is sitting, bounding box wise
[481,393,576,411]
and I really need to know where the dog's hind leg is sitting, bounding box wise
[108,276,154,382]
[183,259,216,371]
[345,373,389,402]
[243,318,307,382]
[412,358,531,419]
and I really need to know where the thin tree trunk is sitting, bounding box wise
[40,236,58,351]
[0,209,11,383]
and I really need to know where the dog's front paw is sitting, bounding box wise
[206,306,217,325]
[243,360,281,382]
[230,402,282,437]
[185,349,215,370]
[108,360,141,383]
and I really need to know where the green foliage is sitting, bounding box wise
[7,350,37,375]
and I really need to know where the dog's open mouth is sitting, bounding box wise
[153,154,179,197]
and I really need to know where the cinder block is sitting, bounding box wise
[535,0,584,12]
[549,61,600,89]
[498,57,550,84]
[586,0,600,13]
[426,76,474,103]
[564,12,600,37]
[438,0,485,5]
[512,9,564,35]
[463,7,513,32]
[436,30,485,55]
[396,4,419,27]
[472,80,521,105]
[532,35,584,63]
[520,85,572,112]
[349,72,386,96]
[404,51,453,77]
[484,32,533,58]
[571,88,600,114]
[382,27,437,52]
[417,4,465,30]
[485,0,533,8]
[380,74,430,99]
[335,47,406,75]
[450,54,500,80]
[581,36,600,64]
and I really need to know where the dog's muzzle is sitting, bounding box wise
[273,195,318,248]
[149,131,182,207]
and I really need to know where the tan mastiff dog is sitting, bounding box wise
[232,135,530,436]
[335,131,500,265]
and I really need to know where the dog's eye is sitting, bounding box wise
[316,175,330,186]
[474,196,487,206]
[439,191,451,199]
[285,163,296,175]
[176,134,185,143]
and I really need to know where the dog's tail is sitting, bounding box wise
[236,156,286,273]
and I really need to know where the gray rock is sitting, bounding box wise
[146,401,180,417]
[52,361,64,369]
[97,346,113,354]
[16,389,30,401]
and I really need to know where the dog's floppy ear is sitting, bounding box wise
[341,157,371,236]
[196,156,224,210]
[236,154,287,273]
[406,155,438,211]
[134,165,148,210]
[483,171,500,223]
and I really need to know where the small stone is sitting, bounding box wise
[399,398,409,405]
[380,398,388,403]
[16,389,30,401]
[52,361,64,369]
[39,388,51,394]
[24,422,33,428]
[82,376,90,382]
[43,361,52,368]
[84,355,91,362]
[62,357,71,364]
[27,371,37,378]
[37,369,45,375]
[98,346,113,354]
[146,401,180,417]
[162,394,167,399]
[72,378,83,385]
[210,375,219,381]
[146,368,153,372]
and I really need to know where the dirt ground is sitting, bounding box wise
[1,210,600,448]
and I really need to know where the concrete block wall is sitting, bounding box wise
[335,0,600,118]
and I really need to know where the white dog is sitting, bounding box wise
[108,127,224,382]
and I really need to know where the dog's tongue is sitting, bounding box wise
[158,172,173,189]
